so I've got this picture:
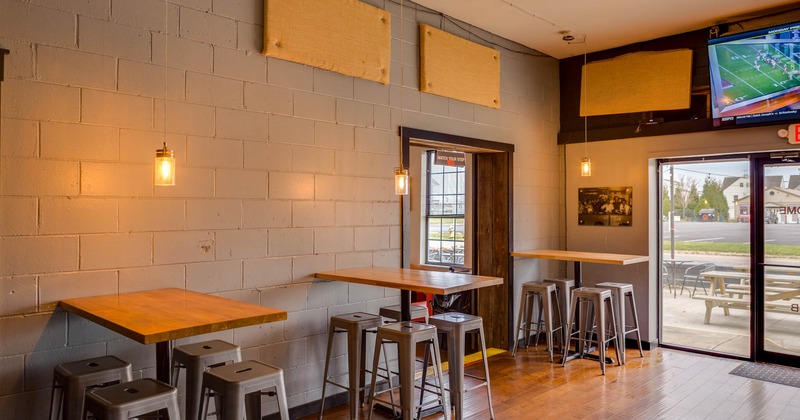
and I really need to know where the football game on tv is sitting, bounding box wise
[708,21,800,128]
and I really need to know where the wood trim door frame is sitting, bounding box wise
[400,126,515,348]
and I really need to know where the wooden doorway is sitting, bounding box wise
[400,127,514,349]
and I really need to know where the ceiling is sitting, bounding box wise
[412,0,799,59]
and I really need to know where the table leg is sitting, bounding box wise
[156,340,173,384]
[400,289,412,321]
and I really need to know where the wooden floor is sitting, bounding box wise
[305,346,800,419]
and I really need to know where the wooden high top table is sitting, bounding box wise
[511,249,650,288]
[58,288,287,384]
[315,266,504,321]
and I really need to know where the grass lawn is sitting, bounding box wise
[664,241,800,257]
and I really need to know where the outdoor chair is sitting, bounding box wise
[681,263,715,297]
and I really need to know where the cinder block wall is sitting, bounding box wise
[0,0,561,416]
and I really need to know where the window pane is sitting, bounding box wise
[443,173,459,194]
[430,173,443,195]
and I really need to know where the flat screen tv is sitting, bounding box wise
[708,21,800,128]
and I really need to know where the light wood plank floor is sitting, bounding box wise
[306,346,800,419]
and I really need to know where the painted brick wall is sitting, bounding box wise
[0,0,561,416]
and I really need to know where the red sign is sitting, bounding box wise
[434,150,467,167]
[787,124,800,144]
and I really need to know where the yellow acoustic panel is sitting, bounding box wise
[580,49,692,116]
[419,24,500,109]
[263,0,390,84]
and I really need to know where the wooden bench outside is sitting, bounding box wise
[693,295,800,324]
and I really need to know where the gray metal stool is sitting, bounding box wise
[562,287,620,375]
[49,355,133,420]
[379,304,429,323]
[367,321,451,420]
[595,282,644,364]
[199,359,289,420]
[512,282,563,361]
[172,339,241,420]
[428,313,494,420]
[543,278,575,332]
[83,378,180,420]
[319,312,394,420]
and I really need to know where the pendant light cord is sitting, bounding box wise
[583,35,588,157]
[164,0,168,144]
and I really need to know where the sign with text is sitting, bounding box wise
[434,150,466,167]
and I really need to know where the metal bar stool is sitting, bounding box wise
[367,321,450,420]
[319,312,394,420]
[199,359,290,420]
[595,282,644,364]
[379,304,429,323]
[50,355,133,420]
[562,287,620,375]
[543,278,575,333]
[82,378,180,420]
[172,339,241,420]
[427,313,494,420]
[511,282,563,361]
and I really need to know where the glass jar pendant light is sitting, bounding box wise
[394,167,409,195]
[154,142,175,186]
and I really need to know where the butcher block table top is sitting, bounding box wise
[58,288,287,345]
[315,266,504,295]
[511,249,649,265]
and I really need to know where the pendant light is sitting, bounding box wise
[155,0,175,186]
[580,35,591,177]
[393,0,408,195]
[394,167,409,195]
[154,142,175,186]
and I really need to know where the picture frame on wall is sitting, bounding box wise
[578,187,633,227]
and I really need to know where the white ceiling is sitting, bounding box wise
[412,0,799,59]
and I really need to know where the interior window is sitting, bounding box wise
[425,150,466,266]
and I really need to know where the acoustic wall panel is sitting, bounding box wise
[580,49,693,116]
[419,24,501,109]
[263,0,391,84]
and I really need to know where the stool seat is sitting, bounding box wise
[83,378,179,420]
[200,360,289,420]
[428,313,494,420]
[368,322,450,420]
[595,282,644,364]
[50,355,133,420]
[562,287,620,375]
[379,304,429,323]
[512,282,563,361]
[172,339,241,420]
[320,312,391,420]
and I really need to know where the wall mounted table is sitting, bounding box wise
[59,288,287,384]
[316,266,503,322]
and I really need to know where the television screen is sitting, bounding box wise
[708,21,800,128]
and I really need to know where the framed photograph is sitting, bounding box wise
[578,187,633,226]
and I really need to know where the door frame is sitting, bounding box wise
[399,126,515,348]
[657,152,800,366]
[752,153,800,365]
